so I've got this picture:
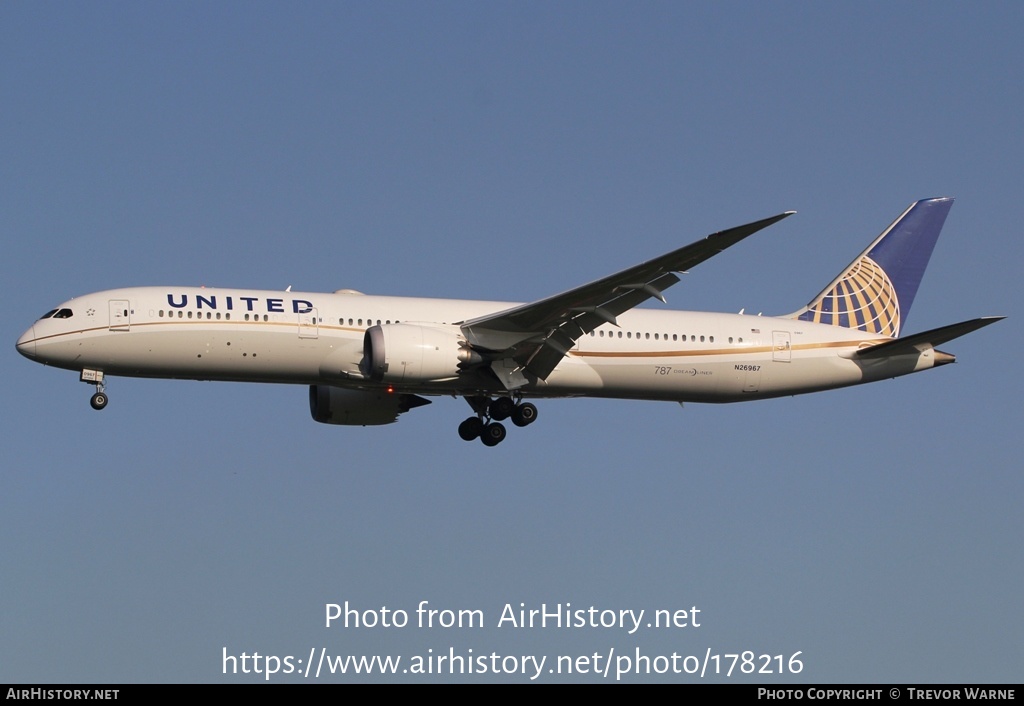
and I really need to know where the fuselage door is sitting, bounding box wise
[772,330,791,362]
[299,308,319,339]
[109,300,130,332]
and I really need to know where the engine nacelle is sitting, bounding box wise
[363,323,480,383]
[309,385,431,426]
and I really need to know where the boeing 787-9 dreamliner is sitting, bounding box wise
[16,198,1002,446]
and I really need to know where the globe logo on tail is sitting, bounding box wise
[800,255,900,337]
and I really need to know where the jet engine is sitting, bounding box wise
[362,323,482,383]
[309,385,431,426]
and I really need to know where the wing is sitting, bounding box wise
[460,211,795,387]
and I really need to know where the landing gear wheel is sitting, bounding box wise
[458,416,484,441]
[90,392,108,410]
[489,397,515,421]
[511,402,538,427]
[480,422,507,447]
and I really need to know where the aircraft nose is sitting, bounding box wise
[16,325,37,359]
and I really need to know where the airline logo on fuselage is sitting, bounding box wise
[166,293,314,314]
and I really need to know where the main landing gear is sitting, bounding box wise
[458,395,538,447]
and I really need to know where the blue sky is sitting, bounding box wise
[2,2,1020,683]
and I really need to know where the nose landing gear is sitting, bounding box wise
[81,369,108,410]
[458,395,538,446]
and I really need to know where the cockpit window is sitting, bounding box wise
[38,308,73,320]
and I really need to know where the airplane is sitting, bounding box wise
[15,197,1002,446]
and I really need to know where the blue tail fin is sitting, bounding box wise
[789,197,953,337]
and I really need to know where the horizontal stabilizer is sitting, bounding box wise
[854,316,1004,359]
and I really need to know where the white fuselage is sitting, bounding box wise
[16,286,940,403]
